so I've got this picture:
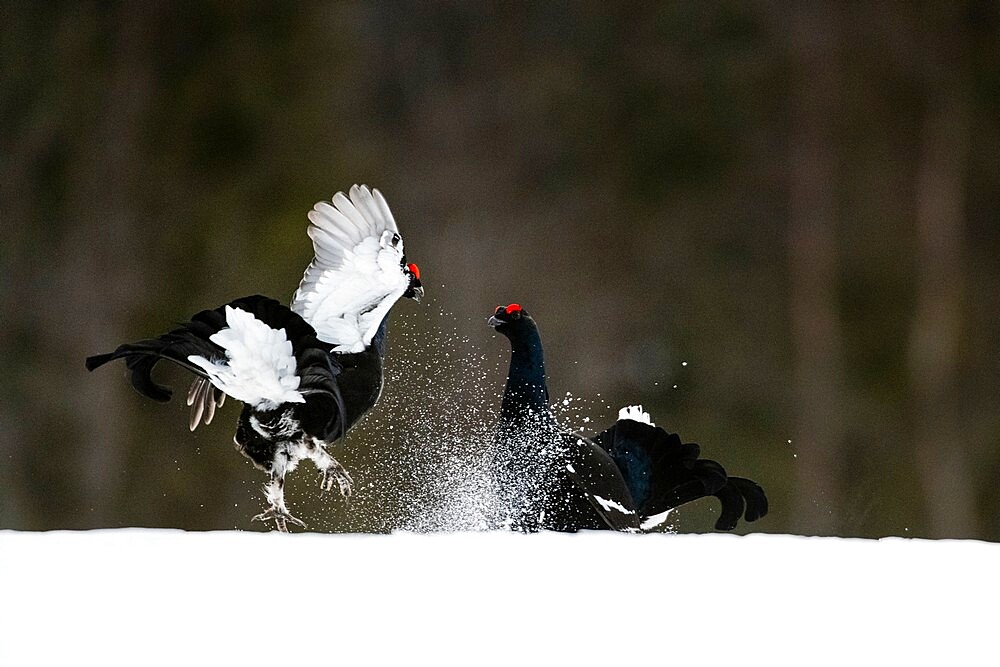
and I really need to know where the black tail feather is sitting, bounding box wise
[730,477,769,523]
[644,459,727,517]
[712,481,747,531]
[712,476,769,531]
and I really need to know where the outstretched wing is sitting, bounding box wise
[561,432,641,532]
[291,184,410,353]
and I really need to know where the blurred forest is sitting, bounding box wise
[2,2,998,539]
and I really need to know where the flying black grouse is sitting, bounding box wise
[87,185,423,531]
[489,303,768,532]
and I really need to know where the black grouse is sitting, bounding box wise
[87,185,423,531]
[489,303,768,532]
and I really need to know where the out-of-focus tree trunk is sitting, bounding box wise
[0,120,51,528]
[36,5,157,526]
[73,6,155,523]
[0,10,65,527]
[909,5,977,538]
[787,3,845,535]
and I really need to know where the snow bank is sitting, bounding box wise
[0,530,993,664]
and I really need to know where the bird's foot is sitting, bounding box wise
[253,506,306,533]
[319,458,354,500]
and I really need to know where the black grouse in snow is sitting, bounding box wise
[87,185,423,531]
[489,303,768,532]
[488,304,636,532]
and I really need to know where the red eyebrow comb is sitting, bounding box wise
[407,263,420,280]
[505,303,522,314]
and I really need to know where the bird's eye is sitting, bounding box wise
[510,310,522,320]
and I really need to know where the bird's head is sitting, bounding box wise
[488,303,536,338]
[402,262,424,302]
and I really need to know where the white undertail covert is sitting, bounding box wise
[618,405,655,426]
[187,306,304,409]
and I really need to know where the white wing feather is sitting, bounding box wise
[187,306,304,410]
[291,185,410,352]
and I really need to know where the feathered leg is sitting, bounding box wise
[306,438,354,500]
[253,453,305,532]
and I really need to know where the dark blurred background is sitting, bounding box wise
[2,2,998,538]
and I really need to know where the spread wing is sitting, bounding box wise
[561,432,641,532]
[291,184,410,353]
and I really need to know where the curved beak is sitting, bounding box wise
[487,315,502,327]
[411,286,425,303]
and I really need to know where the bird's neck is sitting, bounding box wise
[500,328,554,429]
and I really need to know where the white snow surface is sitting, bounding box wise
[1,530,994,665]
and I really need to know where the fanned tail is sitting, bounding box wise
[594,411,768,531]
[645,458,728,517]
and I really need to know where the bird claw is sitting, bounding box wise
[319,460,354,500]
[253,506,306,532]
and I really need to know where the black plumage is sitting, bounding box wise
[489,303,768,532]
[593,415,768,531]
[87,295,411,530]
[87,296,337,422]
[86,184,423,531]
[87,296,352,528]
